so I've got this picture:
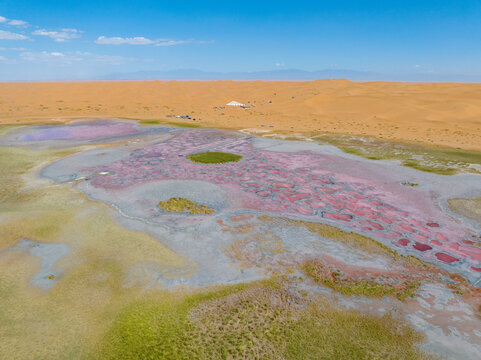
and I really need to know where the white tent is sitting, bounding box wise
[226,101,245,107]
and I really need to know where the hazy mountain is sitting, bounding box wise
[100,69,381,81]
[99,68,481,82]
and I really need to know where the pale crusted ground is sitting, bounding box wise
[1,80,481,151]
[1,120,481,359]
[448,198,481,224]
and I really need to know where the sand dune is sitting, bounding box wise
[1,80,480,151]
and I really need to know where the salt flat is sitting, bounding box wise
[1,119,480,359]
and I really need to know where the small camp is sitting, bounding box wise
[226,101,245,107]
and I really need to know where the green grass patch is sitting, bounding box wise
[259,217,425,301]
[301,259,420,301]
[138,119,200,128]
[0,125,25,137]
[284,218,398,258]
[401,159,456,175]
[0,143,72,202]
[95,281,428,360]
[187,152,243,164]
[280,305,427,360]
[315,134,481,175]
[158,197,214,215]
[0,145,189,357]
[436,148,481,164]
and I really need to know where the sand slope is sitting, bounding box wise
[1,80,480,150]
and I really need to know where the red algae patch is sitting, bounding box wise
[82,129,480,281]
[436,252,459,264]
[413,243,433,252]
[396,238,411,247]
[37,126,481,282]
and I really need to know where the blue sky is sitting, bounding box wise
[0,0,480,80]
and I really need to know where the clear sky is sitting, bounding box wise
[0,0,480,80]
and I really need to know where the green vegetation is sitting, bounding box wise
[315,134,481,175]
[301,259,420,301]
[0,138,188,358]
[95,281,428,360]
[285,217,399,258]
[258,217,425,300]
[0,125,431,359]
[138,119,200,128]
[0,135,72,203]
[0,125,24,137]
[187,151,243,164]
[280,305,426,359]
[298,218,430,268]
[158,197,215,215]
[401,181,419,187]
[401,159,456,175]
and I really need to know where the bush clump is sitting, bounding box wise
[187,152,242,164]
[158,197,214,215]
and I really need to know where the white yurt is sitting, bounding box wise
[226,101,245,107]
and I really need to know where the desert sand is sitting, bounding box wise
[1,80,481,151]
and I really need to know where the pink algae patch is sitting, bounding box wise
[436,233,449,242]
[387,231,402,238]
[285,193,310,202]
[459,251,481,262]
[309,201,326,208]
[84,129,481,274]
[256,191,271,197]
[319,188,336,194]
[396,238,410,247]
[324,213,352,221]
[366,221,383,230]
[412,234,429,243]
[295,207,312,215]
[396,224,415,233]
[273,182,294,189]
[460,245,481,255]
[243,183,261,188]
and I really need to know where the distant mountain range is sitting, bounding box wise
[99,68,481,82]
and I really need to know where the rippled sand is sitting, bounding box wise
[1,80,481,151]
